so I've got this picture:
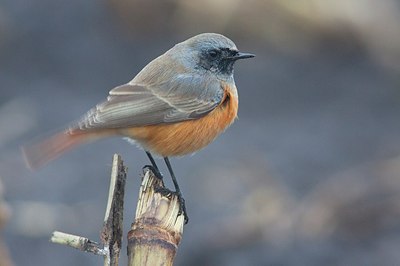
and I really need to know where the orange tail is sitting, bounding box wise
[21,131,93,170]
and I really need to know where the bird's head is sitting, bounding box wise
[171,33,255,80]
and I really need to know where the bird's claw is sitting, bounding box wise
[155,186,189,224]
[143,165,163,180]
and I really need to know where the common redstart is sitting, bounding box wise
[22,33,254,223]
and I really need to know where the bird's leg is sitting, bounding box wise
[144,152,189,223]
[163,157,189,224]
[144,151,163,179]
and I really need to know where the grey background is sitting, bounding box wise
[1,1,400,265]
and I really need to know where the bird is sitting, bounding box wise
[22,33,254,223]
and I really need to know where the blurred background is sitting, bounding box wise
[1,0,400,265]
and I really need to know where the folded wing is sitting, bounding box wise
[74,74,224,131]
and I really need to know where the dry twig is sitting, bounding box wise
[50,154,127,266]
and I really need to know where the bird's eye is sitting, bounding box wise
[208,49,219,58]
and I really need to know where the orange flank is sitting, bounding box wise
[123,84,238,156]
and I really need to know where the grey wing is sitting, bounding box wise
[74,75,224,130]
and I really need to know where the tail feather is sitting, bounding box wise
[21,131,90,170]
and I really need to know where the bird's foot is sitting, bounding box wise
[143,165,163,180]
[155,186,189,224]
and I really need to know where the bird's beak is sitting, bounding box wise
[234,52,255,60]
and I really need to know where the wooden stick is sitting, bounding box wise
[101,154,127,266]
[50,154,127,266]
[49,155,186,265]
[127,167,185,266]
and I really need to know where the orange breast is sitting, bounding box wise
[122,84,238,156]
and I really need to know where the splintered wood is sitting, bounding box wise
[127,168,184,266]
[49,156,184,266]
